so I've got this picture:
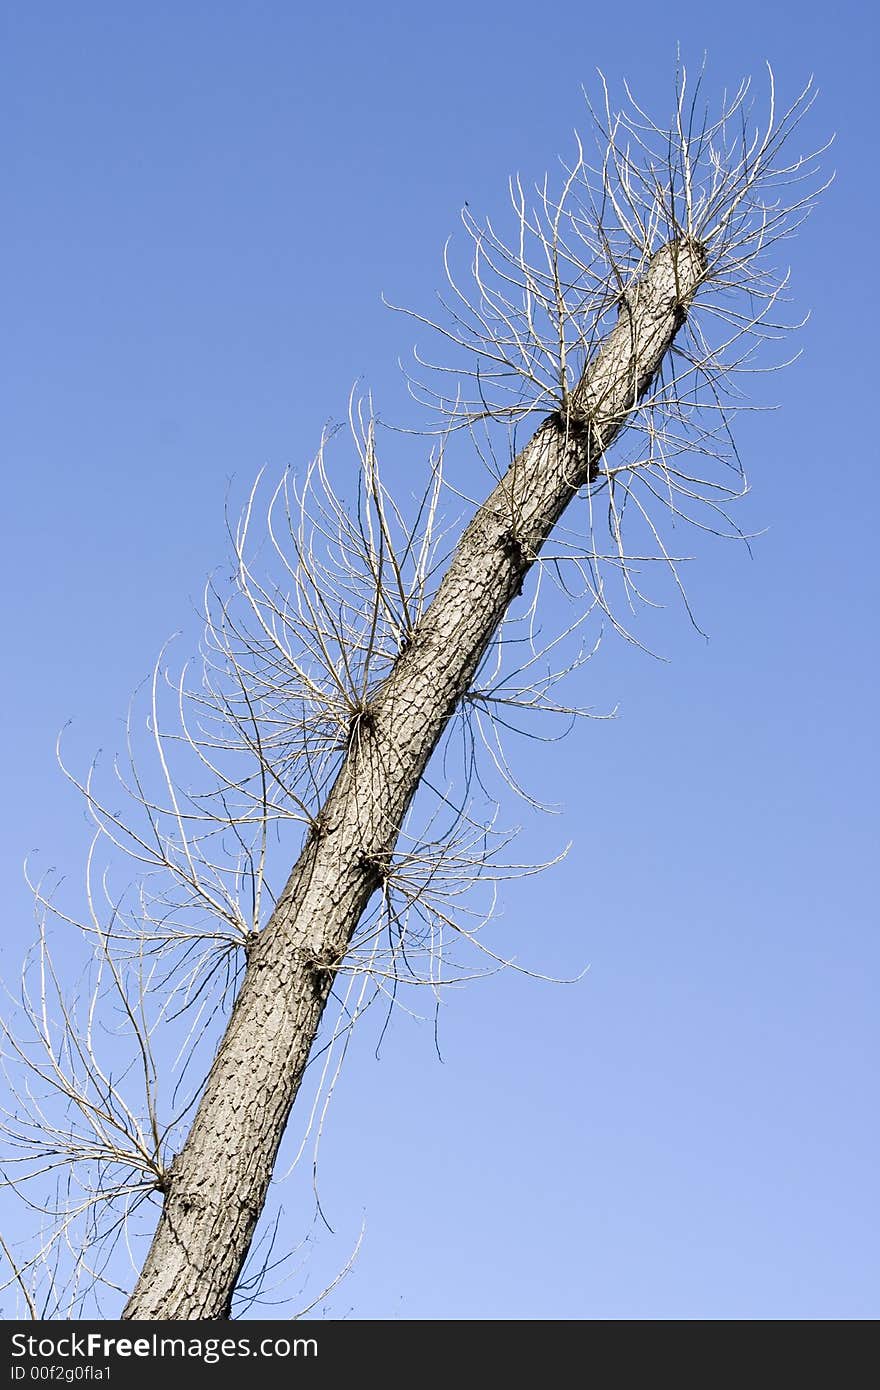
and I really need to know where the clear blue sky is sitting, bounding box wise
[2,1,877,1319]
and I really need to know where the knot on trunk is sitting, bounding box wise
[303,946,339,996]
[345,704,376,754]
[548,406,593,441]
[496,530,529,595]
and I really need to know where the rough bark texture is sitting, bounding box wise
[123,238,706,1319]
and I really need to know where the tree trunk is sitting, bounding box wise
[122,238,706,1319]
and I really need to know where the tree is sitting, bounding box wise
[1,64,826,1319]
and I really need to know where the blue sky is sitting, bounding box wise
[2,1,877,1319]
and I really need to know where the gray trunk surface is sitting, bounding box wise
[123,238,705,1319]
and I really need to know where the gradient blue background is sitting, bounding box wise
[2,1,877,1319]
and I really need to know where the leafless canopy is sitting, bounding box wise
[1,64,827,1317]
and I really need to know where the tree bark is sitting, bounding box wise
[123,237,706,1319]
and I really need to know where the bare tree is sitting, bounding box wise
[1,64,827,1319]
